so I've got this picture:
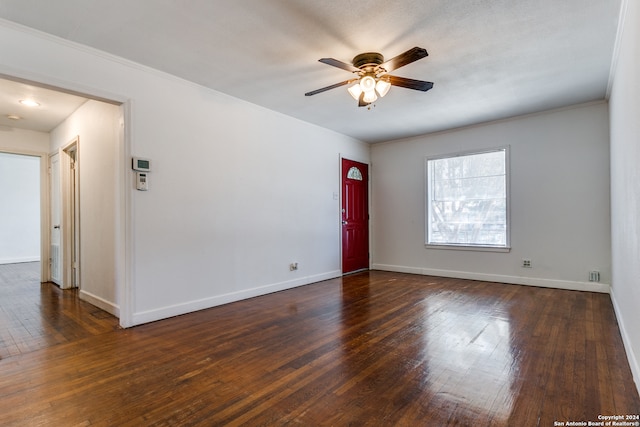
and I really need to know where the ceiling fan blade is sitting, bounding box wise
[319,57,360,73]
[379,47,428,72]
[387,75,434,91]
[305,79,355,96]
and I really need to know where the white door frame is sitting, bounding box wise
[0,72,132,328]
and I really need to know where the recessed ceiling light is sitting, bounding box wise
[7,114,22,120]
[19,99,40,107]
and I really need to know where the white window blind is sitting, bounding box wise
[426,148,509,248]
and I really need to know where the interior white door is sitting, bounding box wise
[59,140,79,290]
[49,152,62,285]
[68,146,79,288]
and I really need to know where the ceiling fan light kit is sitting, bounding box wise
[305,47,433,108]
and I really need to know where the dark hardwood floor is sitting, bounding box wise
[0,263,638,426]
[0,262,120,359]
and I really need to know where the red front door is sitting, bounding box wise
[342,158,369,274]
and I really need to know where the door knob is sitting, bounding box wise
[54,225,60,229]
[342,220,348,225]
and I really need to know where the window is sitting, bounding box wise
[426,147,509,250]
[347,166,363,181]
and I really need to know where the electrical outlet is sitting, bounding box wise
[589,271,600,282]
[522,259,532,268]
[289,262,298,271]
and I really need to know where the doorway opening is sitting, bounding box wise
[0,151,42,268]
[0,74,126,323]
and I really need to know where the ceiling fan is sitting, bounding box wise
[305,46,433,107]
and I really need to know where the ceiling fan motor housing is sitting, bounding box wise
[352,52,384,70]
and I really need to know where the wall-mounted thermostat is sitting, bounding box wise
[136,172,149,191]
[132,157,151,172]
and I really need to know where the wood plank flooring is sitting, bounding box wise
[0,262,120,360]
[0,265,638,425]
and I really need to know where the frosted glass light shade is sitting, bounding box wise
[347,83,362,100]
[362,90,378,103]
[375,79,391,97]
[359,75,376,92]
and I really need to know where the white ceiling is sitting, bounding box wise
[0,0,622,142]
[0,78,88,133]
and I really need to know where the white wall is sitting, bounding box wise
[129,81,369,323]
[371,102,611,292]
[0,20,369,326]
[609,0,640,394]
[51,100,121,315]
[0,127,49,152]
[0,152,40,264]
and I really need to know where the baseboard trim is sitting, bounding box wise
[371,264,611,293]
[0,257,40,265]
[609,288,640,397]
[131,270,342,326]
[79,290,120,318]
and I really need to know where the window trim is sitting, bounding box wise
[425,146,511,252]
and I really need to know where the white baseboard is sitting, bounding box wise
[131,270,342,326]
[0,256,40,265]
[371,264,611,293]
[609,289,640,398]
[79,290,120,318]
